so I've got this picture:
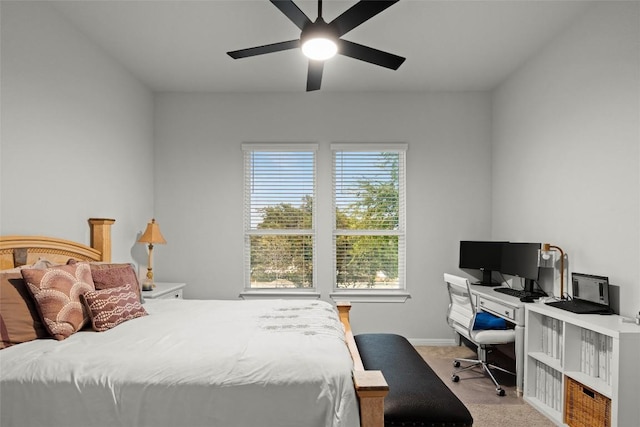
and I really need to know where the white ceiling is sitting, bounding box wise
[51,0,592,93]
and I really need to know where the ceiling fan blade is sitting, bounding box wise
[306,60,324,91]
[270,0,312,31]
[227,39,300,59]
[338,39,405,70]
[330,0,399,37]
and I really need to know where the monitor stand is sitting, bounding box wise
[473,270,502,287]
[523,278,547,297]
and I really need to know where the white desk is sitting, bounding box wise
[469,284,526,395]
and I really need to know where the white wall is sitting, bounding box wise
[154,92,493,340]
[492,2,640,316]
[0,1,155,263]
[5,0,636,339]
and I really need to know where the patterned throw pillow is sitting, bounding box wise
[90,264,143,303]
[21,263,95,340]
[80,284,147,332]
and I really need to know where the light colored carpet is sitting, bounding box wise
[416,346,555,427]
[465,403,557,427]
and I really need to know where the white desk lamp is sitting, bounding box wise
[539,243,566,299]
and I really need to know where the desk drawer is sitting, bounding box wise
[157,289,183,299]
[478,296,515,321]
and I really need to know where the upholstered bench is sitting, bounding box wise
[354,333,473,427]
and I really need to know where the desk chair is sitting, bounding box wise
[444,273,516,396]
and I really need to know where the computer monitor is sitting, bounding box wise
[500,242,542,294]
[458,241,506,286]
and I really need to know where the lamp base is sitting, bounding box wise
[142,265,155,291]
[141,281,155,291]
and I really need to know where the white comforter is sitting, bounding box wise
[0,299,359,427]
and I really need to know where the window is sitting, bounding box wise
[242,142,407,300]
[332,144,406,290]
[242,144,317,290]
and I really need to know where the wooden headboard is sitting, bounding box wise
[0,218,115,270]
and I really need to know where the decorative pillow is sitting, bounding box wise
[90,263,143,303]
[21,263,95,340]
[0,271,49,349]
[26,258,59,270]
[80,284,147,332]
[0,259,61,348]
[473,311,507,330]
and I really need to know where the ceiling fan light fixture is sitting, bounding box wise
[226,0,406,91]
[301,37,337,60]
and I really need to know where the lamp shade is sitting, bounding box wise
[138,219,166,244]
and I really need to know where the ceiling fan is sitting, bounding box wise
[227,0,406,91]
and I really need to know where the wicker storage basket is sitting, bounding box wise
[564,376,611,427]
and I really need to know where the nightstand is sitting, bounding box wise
[141,282,186,300]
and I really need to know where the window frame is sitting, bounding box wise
[330,143,408,302]
[240,143,318,296]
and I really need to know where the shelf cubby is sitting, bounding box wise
[523,303,640,426]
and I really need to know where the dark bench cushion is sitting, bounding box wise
[355,333,473,427]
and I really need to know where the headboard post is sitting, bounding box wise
[88,218,115,262]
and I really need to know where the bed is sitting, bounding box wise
[0,219,388,427]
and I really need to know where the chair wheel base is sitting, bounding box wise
[497,388,505,396]
[453,360,461,368]
[451,375,460,382]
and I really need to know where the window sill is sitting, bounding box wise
[239,290,322,300]
[329,290,411,303]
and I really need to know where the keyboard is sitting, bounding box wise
[494,287,546,299]
[546,299,613,314]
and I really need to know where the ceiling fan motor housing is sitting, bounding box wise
[300,18,340,60]
[301,18,340,45]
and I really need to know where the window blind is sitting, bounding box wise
[242,144,317,289]
[332,144,406,290]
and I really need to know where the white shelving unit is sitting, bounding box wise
[524,303,640,426]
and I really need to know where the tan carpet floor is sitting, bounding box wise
[416,345,555,427]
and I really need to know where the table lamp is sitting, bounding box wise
[539,243,566,299]
[138,218,166,291]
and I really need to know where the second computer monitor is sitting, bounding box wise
[500,242,541,292]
